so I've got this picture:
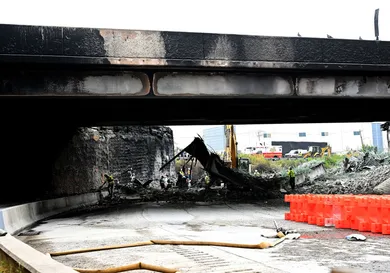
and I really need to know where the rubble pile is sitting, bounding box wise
[296,152,390,195]
[114,174,284,203]
[89,132,390,202]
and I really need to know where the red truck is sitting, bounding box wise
[251,145,283,159]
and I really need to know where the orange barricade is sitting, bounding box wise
[307,195,317,225]
[381,197,390,235]
[368,196,382,233]
[323,195,334,227]
[315,195,325,226]
[297,195,308,222]
[333,195,344,228]
[284,194,389,235]
[284,194,292,220]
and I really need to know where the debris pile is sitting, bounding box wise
[296,151,390,194]
[342,151,387,173]
[97,134,390,203]
[160,137,283,200]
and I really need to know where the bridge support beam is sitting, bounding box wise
[1,70,390,98]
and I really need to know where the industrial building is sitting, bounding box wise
[202,122,388,154]
[202,125,237,154]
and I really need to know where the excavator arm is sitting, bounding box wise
[224,125,238,169]
[160,137,281,192]
[320,146,332,157]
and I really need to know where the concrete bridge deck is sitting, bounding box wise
[1,23,390,125]
[1,23,390,71]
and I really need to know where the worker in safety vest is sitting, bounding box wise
[177,171,186,188]
[204,173,210,189]
[287,167,296,191]
[101,173,115,198]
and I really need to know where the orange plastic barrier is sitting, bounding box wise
[284,194,390,235]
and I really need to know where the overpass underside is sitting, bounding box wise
[1,23,390,202]
[1,66,390,126]
[1,24,390,125]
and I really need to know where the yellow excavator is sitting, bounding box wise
[223,125,250,172]
[303,145,332,159]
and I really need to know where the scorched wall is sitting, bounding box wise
[51,126,175,196]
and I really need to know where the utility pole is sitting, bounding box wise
[374,8,380,40]
[359,130,364,149]
[256,131,263,146]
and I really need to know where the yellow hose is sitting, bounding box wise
[50,237,285,257]
[50,241,153,256]
[63,238,287,273]
[141,262,178,273]
[74,262,178,273]
[150,240,273,249]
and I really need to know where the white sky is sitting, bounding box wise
[2,0,389,149]
[2,0,389,40]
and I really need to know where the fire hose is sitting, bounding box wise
[49,237,288,273]
[74,262,178,273]
[49,238,286,257]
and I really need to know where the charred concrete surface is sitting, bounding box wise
[2,24,390,124]
[0,125,173,203]
[3,69,390,98]
[52,126,175,196]
[2,23,390,70]
[0,70,150,96]
[20,202,390,273]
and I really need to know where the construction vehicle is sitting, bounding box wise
[223,125,251,172]
[345,150,360,158]
[303,145,332,159]
[160,137,281,192]
[245,145,283,159]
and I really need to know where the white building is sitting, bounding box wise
[235,122,388,153]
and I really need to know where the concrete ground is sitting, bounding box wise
[18,200,390,273]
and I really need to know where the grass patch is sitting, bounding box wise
[0,252,26,273]
[0,260,18,273]
[173,153,344,178]
[322,154,344,169]
[0,263,8,273]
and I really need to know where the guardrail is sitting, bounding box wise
[0,234,77,272]
[0,192,106,272]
